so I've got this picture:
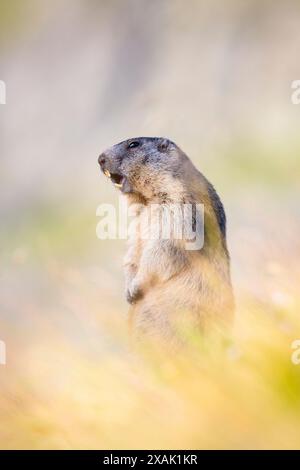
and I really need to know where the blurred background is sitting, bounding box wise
[0,0,300,449]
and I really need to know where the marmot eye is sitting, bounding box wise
[128,141,140,149]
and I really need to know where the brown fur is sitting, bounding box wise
[98,137,234,340]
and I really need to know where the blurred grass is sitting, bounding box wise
[0,299,300,449]
[0,0,29,44]
[0,204,96,262]
[207,137,300,190]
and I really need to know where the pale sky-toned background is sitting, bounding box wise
[1,0,299,313]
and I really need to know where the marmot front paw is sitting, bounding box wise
[126,283,144,304]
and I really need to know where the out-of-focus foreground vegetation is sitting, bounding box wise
[0,0,300,449]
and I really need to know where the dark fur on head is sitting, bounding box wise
[98,137,190,202]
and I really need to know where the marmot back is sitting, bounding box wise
[98,137,234,340]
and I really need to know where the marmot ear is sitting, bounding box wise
[158,138,169,152]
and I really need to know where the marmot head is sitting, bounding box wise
[98,137,190,202]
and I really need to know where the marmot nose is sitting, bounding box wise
[98,153,106,167]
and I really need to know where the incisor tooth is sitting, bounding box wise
[104,169,111,178]
[114,183,122,188]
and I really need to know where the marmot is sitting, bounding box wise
[98,137,234,340]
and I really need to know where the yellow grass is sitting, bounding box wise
[1,288,299,449]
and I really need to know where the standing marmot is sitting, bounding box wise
[98,137,234,340]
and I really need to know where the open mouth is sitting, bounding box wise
[103,169,124,188]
